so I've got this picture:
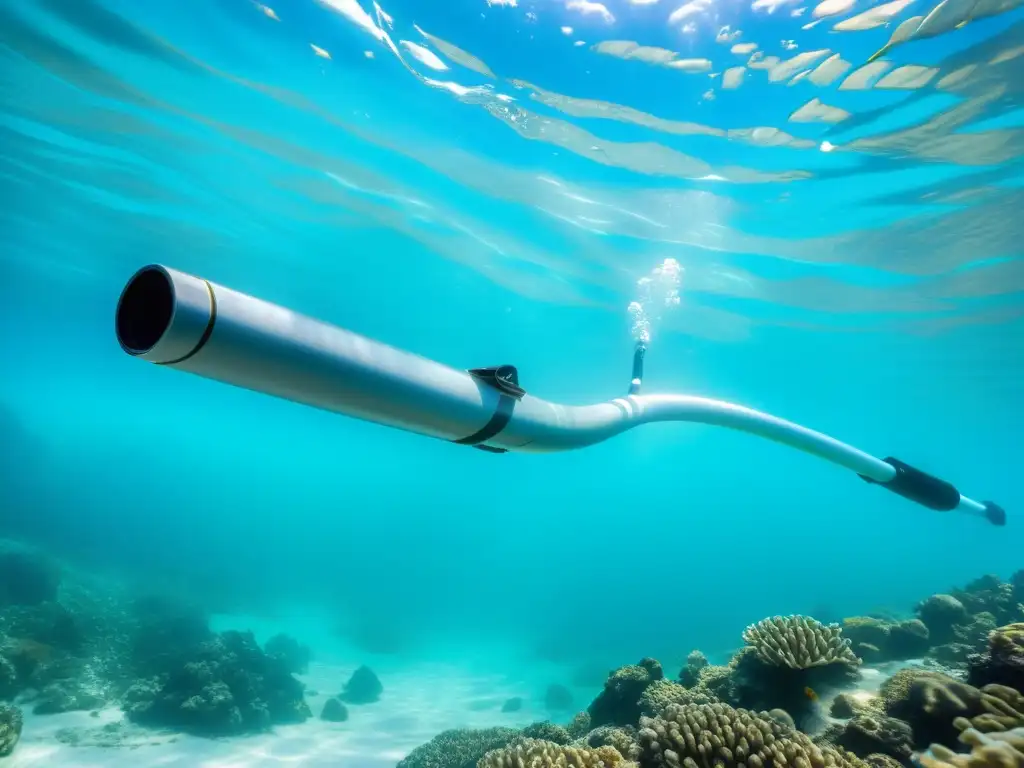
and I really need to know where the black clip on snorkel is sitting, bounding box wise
[628,343,646,396]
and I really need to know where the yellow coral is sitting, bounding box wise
[478,739,631,768]
[917,727,1024,768]
[638,703,869,768]
[743,616,861,669]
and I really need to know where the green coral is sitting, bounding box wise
[396,727,520,768]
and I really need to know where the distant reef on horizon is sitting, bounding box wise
[0,538,379,758]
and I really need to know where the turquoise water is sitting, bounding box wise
[1,0,1023,760]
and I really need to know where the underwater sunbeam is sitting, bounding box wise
[114,264,1007,527]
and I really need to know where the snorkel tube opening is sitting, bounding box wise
[116,266,174,356]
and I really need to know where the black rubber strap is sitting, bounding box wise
[859,457,960,511]
[453,394,516,451]
[157,280,217,366]
[454,365,524,453]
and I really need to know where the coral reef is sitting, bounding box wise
[522,722,572,744]
[916,727,1024,768]
[264,633,311,675]
[568,712,593,739]
[731,617,860,723]
[842,618,931,663]
[396,727,520,768]
[638,702,868,768]
[917,597,970,646]
[588,658,663,728]
[638,680,693,716]
[122,630,310,736]
[0,704,22,757]
[968,624,1024,692]
[479,738,631,768]
[864,755,905,768]
[321,697,348,722]
[127,595,212,677]
[398,568,1024,767]
[830,693,883,719]
[679,651,708,688]
[742,616,861,670]
[952,577,1020,627]
[585,726,641,761]
[826,714,915,762]
[881,669,1024,749]
[341,665,382,705]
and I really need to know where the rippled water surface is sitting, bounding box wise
[4,0,1024,339]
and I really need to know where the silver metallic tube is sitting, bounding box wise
[114,265,1005,526]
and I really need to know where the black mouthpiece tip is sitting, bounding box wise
[115,265,173,355]
[983,501,1006,527]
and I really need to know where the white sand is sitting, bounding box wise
[9,660,576,767]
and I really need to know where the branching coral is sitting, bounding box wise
[881,670,1024,748]
[638,702,869,768]
[968,624,1024,692]
[478,738,631,768]
[917,727,1024,768]
[742,616,860,670]
[955,685,1024,734]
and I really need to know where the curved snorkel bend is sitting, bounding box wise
[115,265,1007,527]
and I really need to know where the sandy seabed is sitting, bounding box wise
[8,660,554,768]
[7,658,919,767]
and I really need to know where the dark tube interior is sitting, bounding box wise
[116,267,174,354]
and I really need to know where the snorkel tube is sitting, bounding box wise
[114,265,1007,527]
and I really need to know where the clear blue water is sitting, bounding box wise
[1,0,1023,758]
